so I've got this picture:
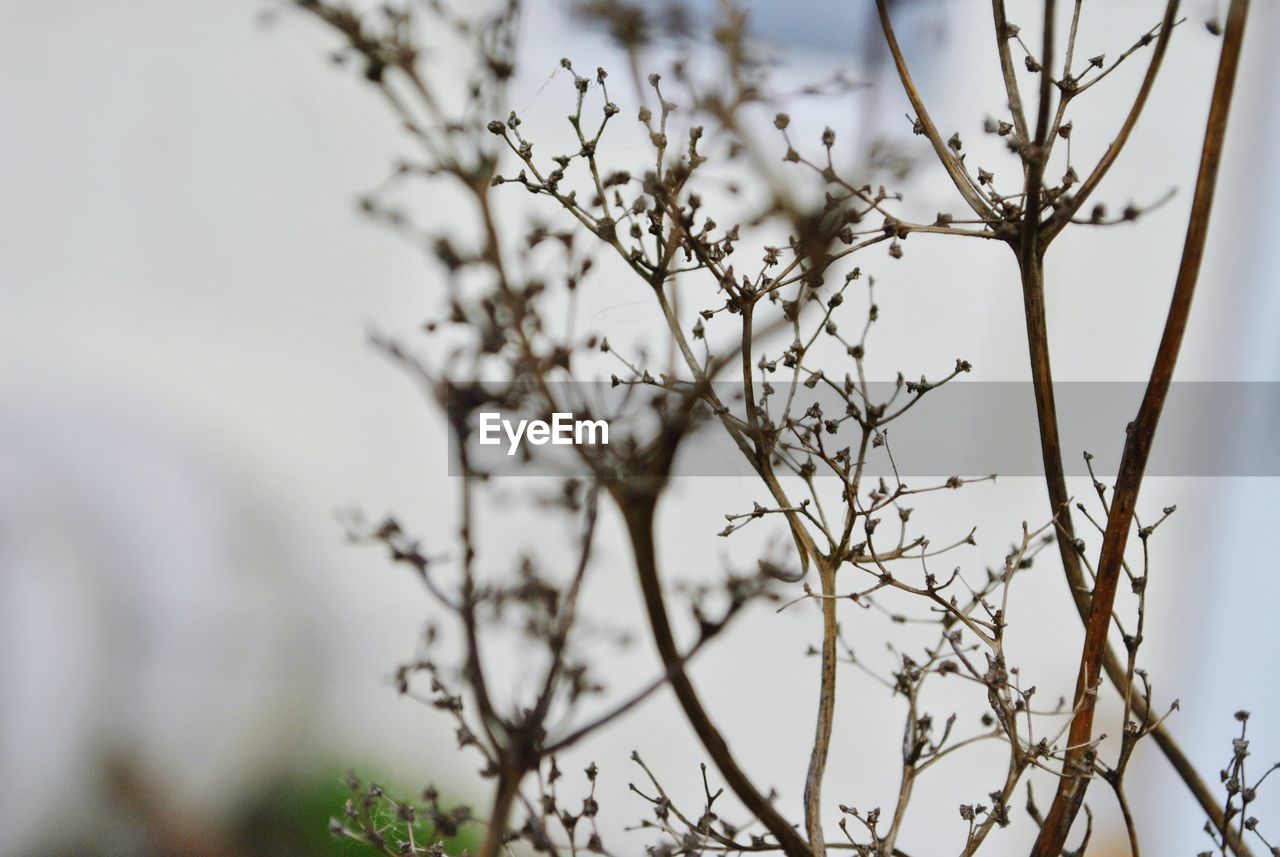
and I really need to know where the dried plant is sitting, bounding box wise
[280,1,1271,855]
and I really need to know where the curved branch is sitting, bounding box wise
[619,495,812,857]
[875,0,993,220]
[1042,1,1179,243]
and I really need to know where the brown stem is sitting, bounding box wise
[1021,203,1255,857]
[803,557,838,856]
[620,494,812,857]
[1021,0,1056,247]
[1017,112,1254,857]
[991,0,1030,145]
[477,770,522,857]
[1016,0,1076,612]
[736,300,832,853]
[1016,250,1085,600]
[1030,3,1250,853]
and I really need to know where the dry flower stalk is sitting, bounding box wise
[283,1,1270,854]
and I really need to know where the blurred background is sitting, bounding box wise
[2,1,1278,854]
